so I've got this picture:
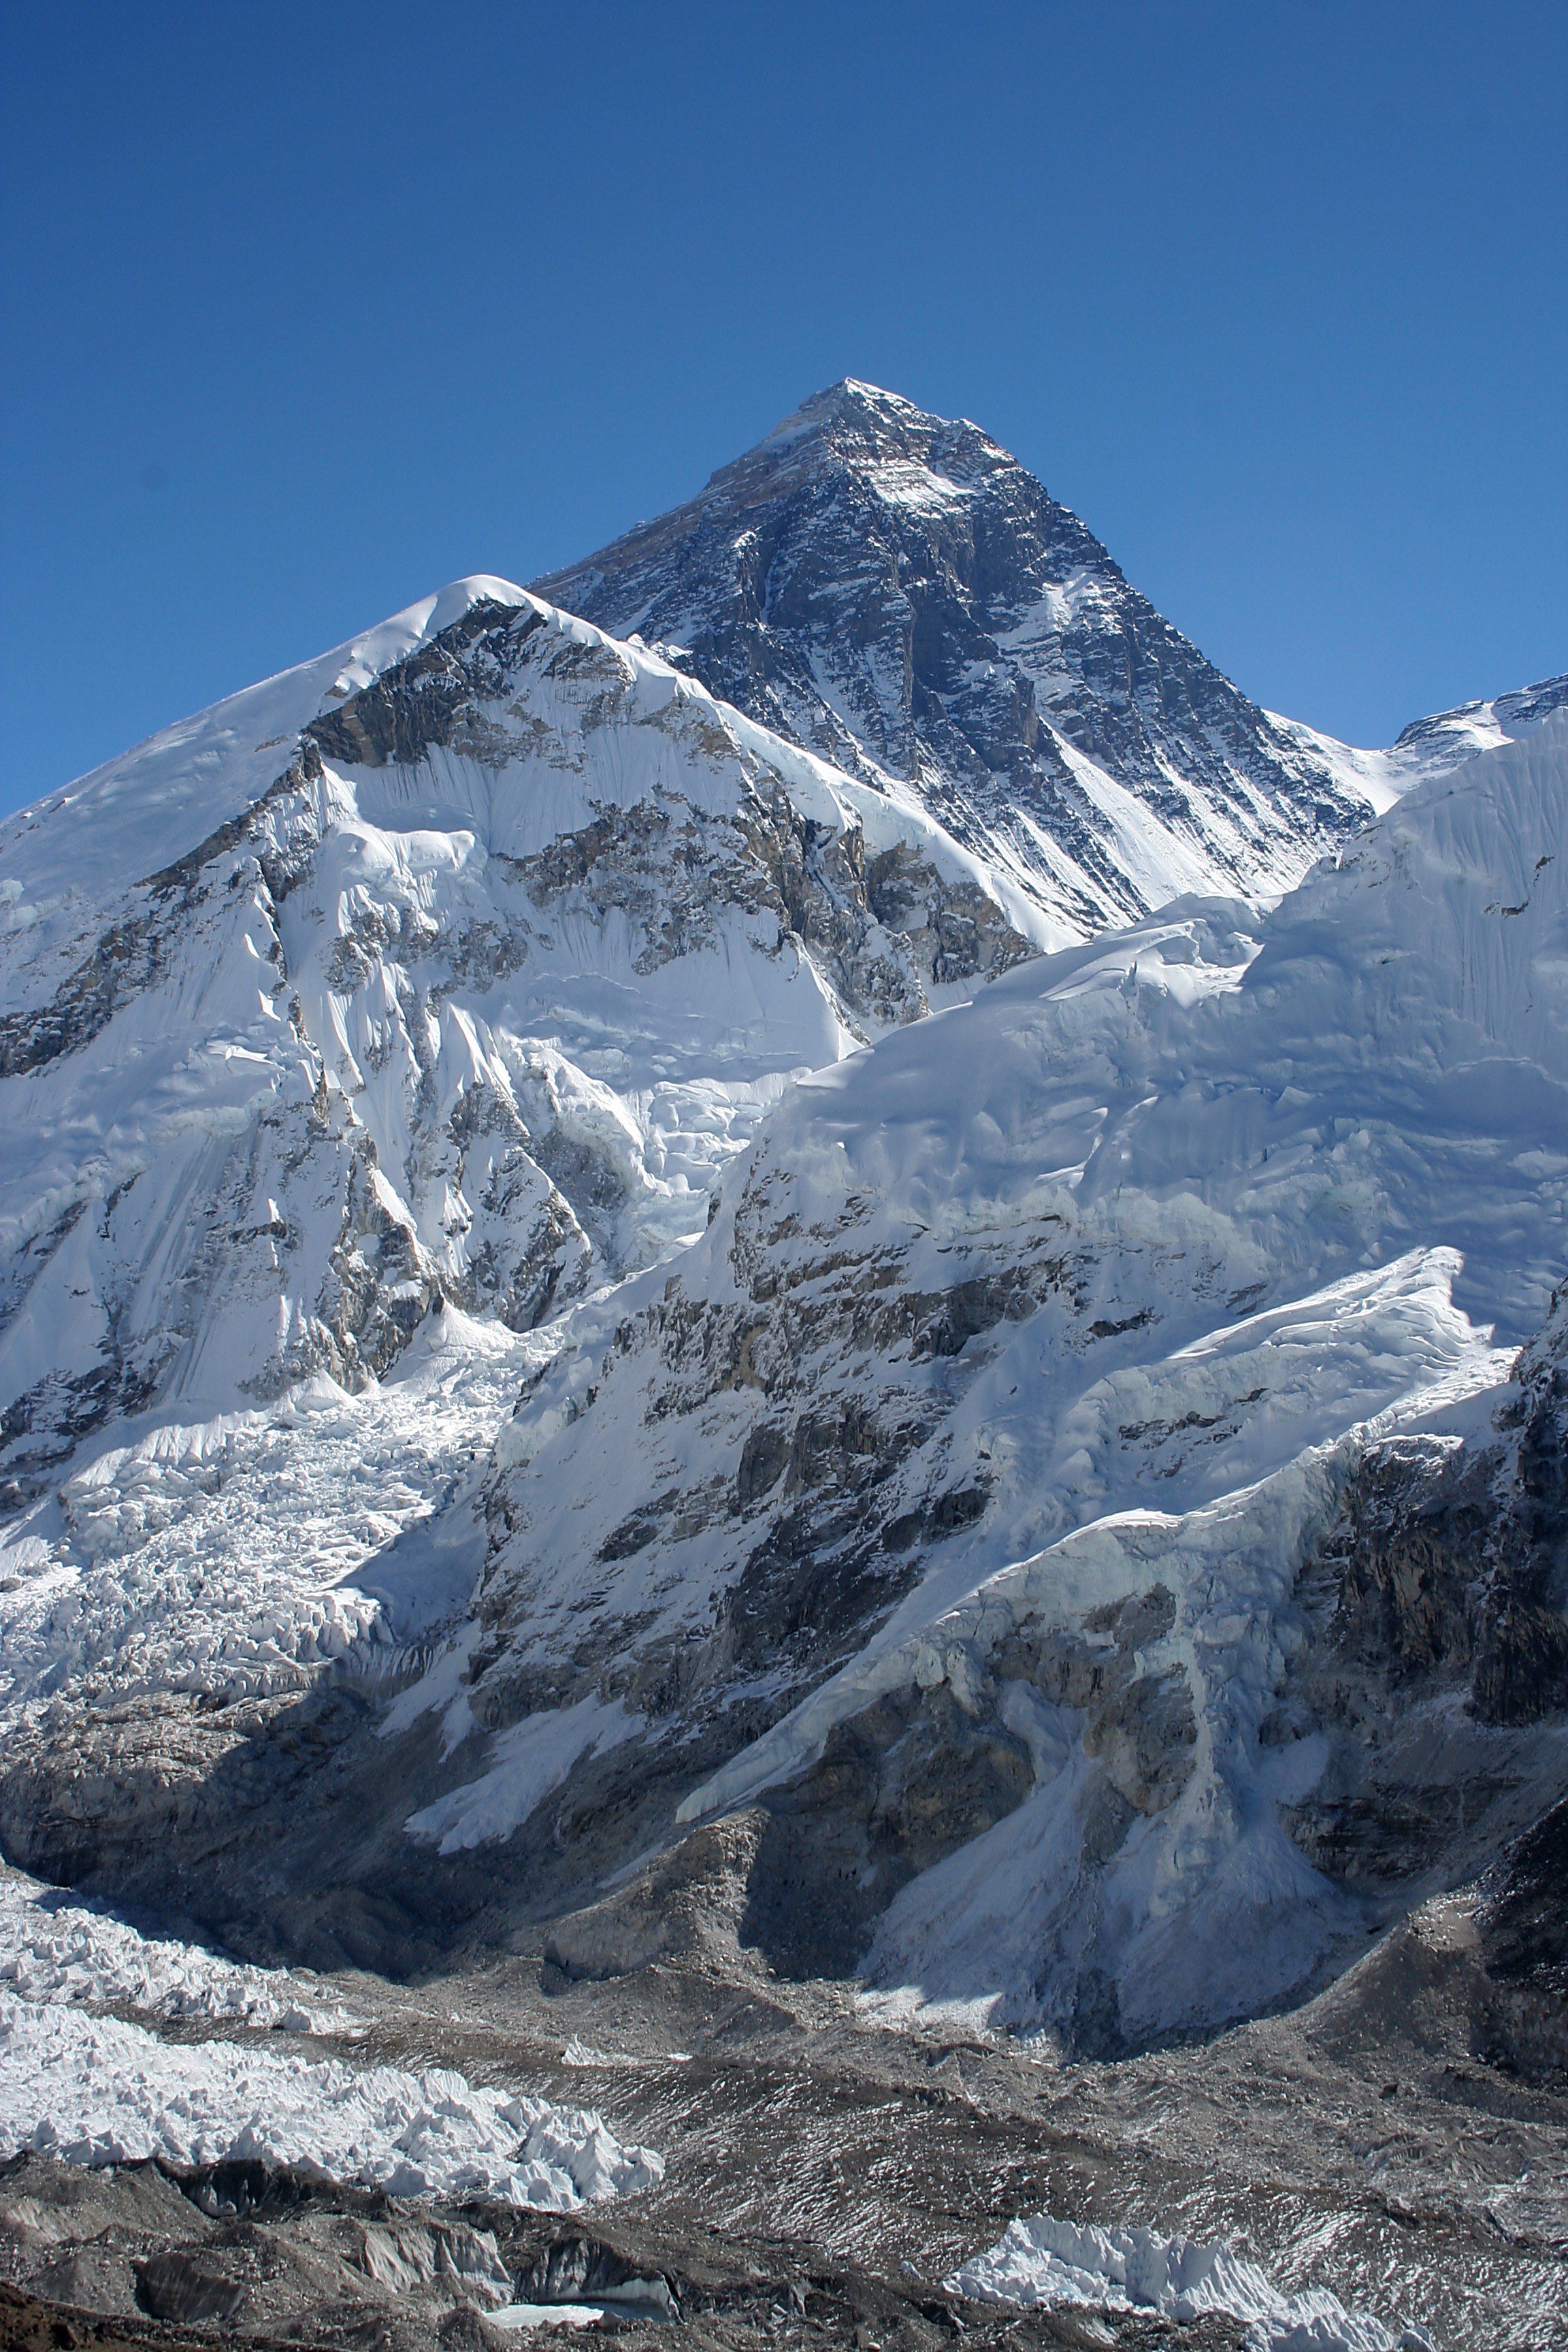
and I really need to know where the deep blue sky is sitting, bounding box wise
[3,2,1564,815]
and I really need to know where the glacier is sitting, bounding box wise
[0,387,1562,2352]
[0,1855,661,2210]
[945,2212,1424,2351]
[0,1994,662,2210]
[0,591,1561,2055]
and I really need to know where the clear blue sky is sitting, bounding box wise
[3,1,1563,815]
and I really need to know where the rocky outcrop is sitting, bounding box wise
[1275,1285,1568,1899]
[1476,1793,1568,2076]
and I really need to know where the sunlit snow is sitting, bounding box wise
[0,1863,662,2208]
[947,2212,1426,2351]
[0,1865,358,2034]
[0,1993,661,2207]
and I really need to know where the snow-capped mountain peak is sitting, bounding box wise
[0,392,1561,2104]
[2,577,521,911]
[536,384,1386,944]
[1389,667,1568,772]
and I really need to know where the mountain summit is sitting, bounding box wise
[536,382,1384,941]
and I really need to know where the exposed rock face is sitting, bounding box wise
[1477,1793,1568,2076]
[1276,1284,1568,1900]
[1,406,1564,2080]
[0,585,1033,1505]
[536,379,1384,940]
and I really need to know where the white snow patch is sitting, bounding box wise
[947,2214,1424,2351]
[0,1865,359,2036]
[0,1991,663,2208]
[0,578,526,909]
[490,2306,607,2330]
[559,2038,637,2068]
[405,1694,644,1855]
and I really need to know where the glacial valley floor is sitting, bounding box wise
[4,1891,1565,2352]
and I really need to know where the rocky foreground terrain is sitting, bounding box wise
[0,387,1563,2349]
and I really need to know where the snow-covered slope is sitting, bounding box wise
[366,706,1568,2044]
[0,409,1562,2061]
[0,582,1038,1509]
[536,380,1388,942]
[1386,668,1568,777]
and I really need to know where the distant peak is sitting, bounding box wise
[1393,670,1568,753]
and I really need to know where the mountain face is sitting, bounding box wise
[0,582,1034,1509]
[2,693,1560,2060]
[1388,668,1568,776]
[536,380,1389,942]
[0,389,1562,2077]
[376,709,1562,2048]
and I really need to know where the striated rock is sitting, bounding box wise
[1477,1793,1568,2076]
[1276,1284,1568,1905]
[133,2252,246,2325]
